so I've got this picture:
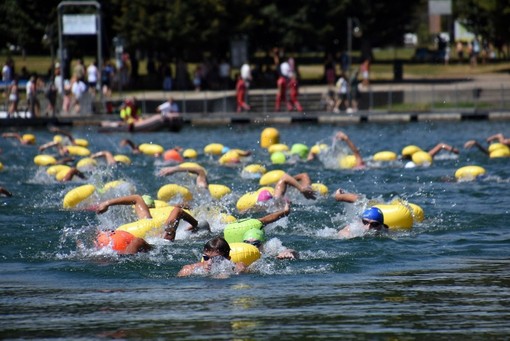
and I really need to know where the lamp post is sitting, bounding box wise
[347,17,362,72]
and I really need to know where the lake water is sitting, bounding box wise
[1,121,509,339]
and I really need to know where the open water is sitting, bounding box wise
[1,121,509,340]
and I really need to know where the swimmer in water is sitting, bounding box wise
[334,131,365,168]
[337,206,389,239]
[177,236,247,277]
[1,132,36,145]
[95,195,205,255]
[487,133,510,145]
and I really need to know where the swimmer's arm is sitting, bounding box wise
[119,139,140,153]
[334,189,359,203]
[38,140,61,152]
[258,200,291,225]
[274,173,316,200]
[48,127,75,144]
[428,143,459,157]
[1,133,23,143]
[276,248,299,260]
[163,206,198,241]
[335,131,365,167]
[96,195,152,220]
[337,225,352,239]
[177,262,205,277]
[158,166,208,188]
[486,133,509,145]
[463,140,489,155]
[61,167,86,182]
[91,151,116,165]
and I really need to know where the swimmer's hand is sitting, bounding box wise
[335,131,349,141]
[301,186,316,200]
[96,202,109,214]
[464,140,476,149]
[276,249,299,260]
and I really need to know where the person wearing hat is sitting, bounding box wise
[337,206,388,239]
[243,227,299,260]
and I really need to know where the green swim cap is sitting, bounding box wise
[242,228,265,242]
[142,194,155,208]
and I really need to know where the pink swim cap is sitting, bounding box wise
[257,190,273,202]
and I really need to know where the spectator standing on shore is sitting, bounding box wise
[333,73,349,113]
[86,60,98,96]
[7,78,19,117]
[161,62,173,91]
[456,41,464,64]
[287,72,303,112]
[275,71,288,112]
[71,76,87,115]
[73,59,85,81]
[470,38,480,68]
[324,54,336,87]
[25,75,40,117]
[101,61,114,99]
[348,71,361,113]
[2,59,12,83]
[360,58,370,87]
[235,73,251,112]
[219,59,231,90]
[44,80,58,117]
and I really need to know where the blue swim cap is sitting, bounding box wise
[361,207,384,224]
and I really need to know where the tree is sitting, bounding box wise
[455,0,510,58]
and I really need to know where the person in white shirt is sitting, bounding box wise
[86,61,98,96]
[156,97,179,116]
[71,76,87,114]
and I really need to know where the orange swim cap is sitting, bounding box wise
[95,230,136,253]
[163,149,184,163]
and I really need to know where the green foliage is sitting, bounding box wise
[1,0,508,62]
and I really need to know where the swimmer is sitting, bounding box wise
[402,142,459,160]
[158,165,208,189]
[1,132,36,145]
[334,131,365,169]
[96,194,202,241]
[226,199,292,251]
[177,236,247,277]
[337,206,389,239]
[464,138,509,157]
[487,133,510,145]
[0,186,13,197]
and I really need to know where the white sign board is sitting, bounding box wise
[63,14,97,35]
[428,0,452,15]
